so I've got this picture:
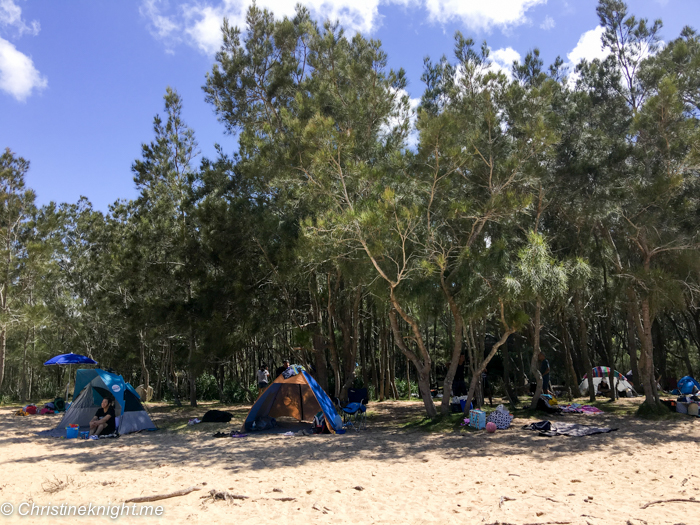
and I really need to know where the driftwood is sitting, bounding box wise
[125,486,202,503]
[499,496,516,508]
[640,498,699,509]
[486,522,571,525]
[203,489,249,502]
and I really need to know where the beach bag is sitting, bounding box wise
[487,405,514,430]
[53,397,65,411]
[24,405,37,415]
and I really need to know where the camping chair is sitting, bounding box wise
[334,396,367,431]
[348,388,369,405]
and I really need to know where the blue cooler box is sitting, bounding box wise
[469,409,486,429]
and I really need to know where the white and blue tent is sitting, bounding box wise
[42,369,156,437]
[244,368,342,432]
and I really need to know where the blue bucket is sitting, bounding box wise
[66,426,79,439]
[459,400,473,412]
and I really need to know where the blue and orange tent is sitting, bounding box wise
[244,368,342,432]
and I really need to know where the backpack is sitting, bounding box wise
[201,410,233,423]
[312,411,331,434]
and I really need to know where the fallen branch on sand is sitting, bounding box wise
[202,489,249,502]
[499,496,516,508]
[486,521,571,525]
[640,498,699,509]
[125,486,202,503]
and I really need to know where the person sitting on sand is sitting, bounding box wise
[90,397,116,437]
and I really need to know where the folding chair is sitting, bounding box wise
[335,396,367,431]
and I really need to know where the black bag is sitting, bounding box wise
[201,410,233,423]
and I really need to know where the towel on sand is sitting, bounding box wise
[525,420,617,437]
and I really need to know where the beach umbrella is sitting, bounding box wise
[44,353,97,366]
[44,353,98,400]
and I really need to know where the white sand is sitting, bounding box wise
[1,399,699,524]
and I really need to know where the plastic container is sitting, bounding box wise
[335,429,346,434]
[79,431,89,439]
[66,425,79,439]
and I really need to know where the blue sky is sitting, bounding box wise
[1,0,697,211]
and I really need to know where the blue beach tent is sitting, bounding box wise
[677,376,700,395]
[244,368,342,432]
[41,369,156,437]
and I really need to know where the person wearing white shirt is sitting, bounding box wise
[257,365,270,391]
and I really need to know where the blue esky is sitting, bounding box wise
[1,0,697,212]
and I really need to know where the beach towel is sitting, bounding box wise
[525,420,617,437]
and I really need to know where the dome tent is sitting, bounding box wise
[244,367,343,432]
[40,369,156,437]
[579,366,637,396]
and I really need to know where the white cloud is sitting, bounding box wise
[540,15,554,30]
[487,47,521,79]
[567,25,607,66]
[139,0,179,40]
[141,0,548,55]
[0,36,47,101]
[422,0,547,31]
[142,0,391,55]
[565,25,608,86]
[0,0,39,36]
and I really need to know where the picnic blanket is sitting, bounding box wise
[524,420,617,437]
[561,404,604,414]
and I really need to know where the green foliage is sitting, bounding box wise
[2,1,700,420]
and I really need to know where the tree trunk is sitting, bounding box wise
[139,331,150,393]
[501,331,517,406]
[439,278,465,415]
[188,324,197,407]
[652,319,668,390]
[575,292,595,401]
[627,309,640,387]
[405,357,411,399]
[359,307,368,388]
[640,296,659,405]
[667,314,694,378]
[0,327,6,391]
[529,299,544,410]
[387,306,436,418]
[379,316,386,401]
[312,334,329,392]
[339,287,362,402]
[464,324,516,414]
[21,328,30,402]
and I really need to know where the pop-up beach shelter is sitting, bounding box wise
[244,369,342,432]
[41,369,156,437]
[579,366,637,396]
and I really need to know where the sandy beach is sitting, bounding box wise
[1,399,699,525]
